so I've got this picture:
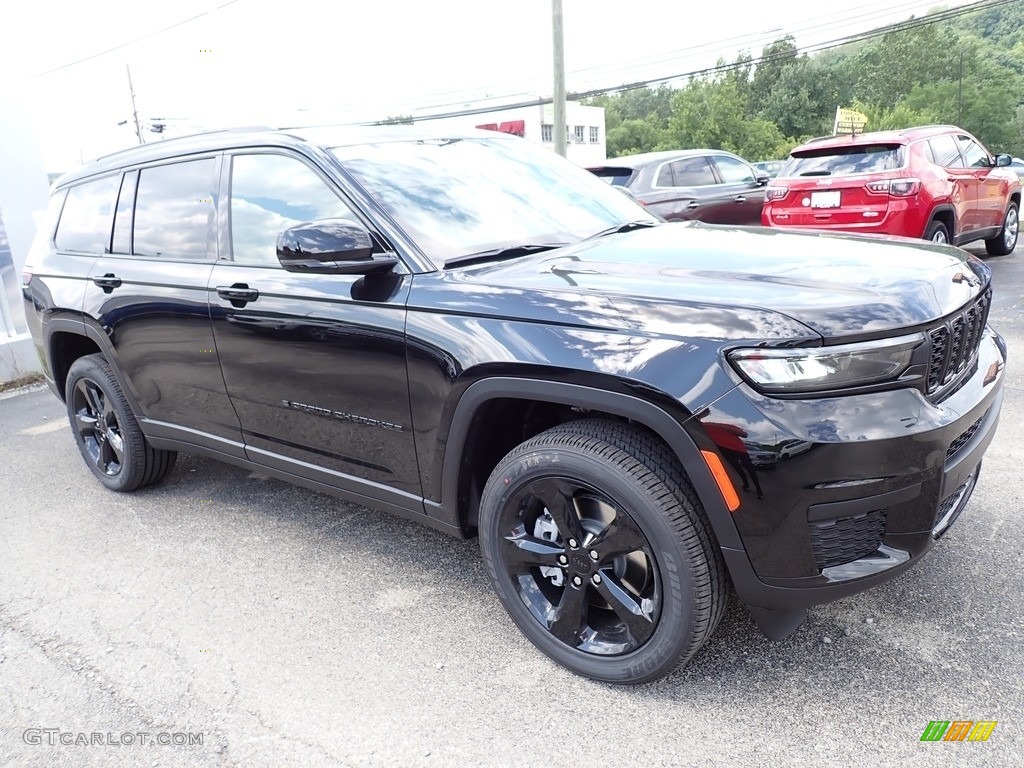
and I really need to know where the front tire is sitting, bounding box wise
[985,202,1018,256]
[65,354,177,491]
[478,419,726,684]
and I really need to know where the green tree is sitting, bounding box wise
[606,119,667,157]
[851,23,961,107]
[665,77,786,160]
[749,36,799,115]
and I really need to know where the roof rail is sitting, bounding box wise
[91,125,279,163]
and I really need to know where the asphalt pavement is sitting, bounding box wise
[1,244,1022,768]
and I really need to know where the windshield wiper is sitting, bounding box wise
[584,220,659,240]
[444,243,569,268]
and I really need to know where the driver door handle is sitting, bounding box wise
[734,196,747,203]
[686,200,700,209]
[92,273,122,291]
[216,283,259,305]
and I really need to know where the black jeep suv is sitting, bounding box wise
[23,127,1005,684]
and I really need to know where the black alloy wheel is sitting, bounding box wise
[479,419,726,684]
[65,354,177,491]
[72,376,125,477]
[498,476,661,656]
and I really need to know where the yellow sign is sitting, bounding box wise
[833,107,869,135]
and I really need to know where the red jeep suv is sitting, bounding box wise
[762,125,1020,255]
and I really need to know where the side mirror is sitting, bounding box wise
[755,173,771,187]
[995,154,1012,168]
[277,219,398,275]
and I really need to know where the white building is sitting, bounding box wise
[413,102,606,167]
[0,88,48,383]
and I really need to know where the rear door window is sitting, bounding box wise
[784,144,905,177]
[133,159,216,259]
[668,157,717,186]
[54,175,121,254]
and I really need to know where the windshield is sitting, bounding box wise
[783,144,905,177]
[331,137,655,266]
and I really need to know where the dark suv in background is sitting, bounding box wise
[24,127,1005,684]
[588,149,770,225]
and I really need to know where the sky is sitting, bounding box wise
[1,0,973,170]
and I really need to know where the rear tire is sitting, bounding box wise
[65,354,177,491]
[924,220,950,244]
[478,419,726,684]
[985,202,1018,256]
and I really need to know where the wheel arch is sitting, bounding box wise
[45,320,102,403]
[45,319,146,424]
[431,377,743,551]
[925,205,957,240]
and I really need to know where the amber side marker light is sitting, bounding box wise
[700,450,741,512]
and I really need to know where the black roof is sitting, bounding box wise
[54,125,511,188]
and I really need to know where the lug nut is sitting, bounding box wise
[589,550,599,561]
[592,574,602,585]
[572,576,582,587]
[558,554,568,565]
[568,538,578,549]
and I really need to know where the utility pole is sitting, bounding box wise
[957,50,964,125]
[126,65,144,145]
[552,0,567,158]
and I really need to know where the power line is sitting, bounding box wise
[379,0,1012,126]
[405,0,939,111]
[298,0,967,123]
[529,0,942,86]
[31,0,243,77]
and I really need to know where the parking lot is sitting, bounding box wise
[1,243,1022,768]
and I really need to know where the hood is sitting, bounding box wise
[463,223,988,340]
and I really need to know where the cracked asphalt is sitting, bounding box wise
[2,245,1022,768]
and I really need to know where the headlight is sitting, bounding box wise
[728,334,924,393]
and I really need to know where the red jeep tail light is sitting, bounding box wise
[889,178,921,196]
[865,178,921,197]
[765,186,787,201]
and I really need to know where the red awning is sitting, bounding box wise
[497,120,526,137]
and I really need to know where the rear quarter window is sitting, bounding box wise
[783,144,905,177]
[54,175,121,254]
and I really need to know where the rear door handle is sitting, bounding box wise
[216,284,259,306]
[92,273,122,291]
[734,196,747,203]
[686,200,700,209]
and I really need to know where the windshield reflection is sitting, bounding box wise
[331,137,655,266]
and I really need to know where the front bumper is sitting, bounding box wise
[697,326,1005,615]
